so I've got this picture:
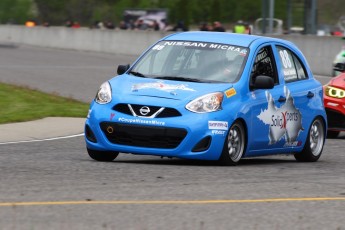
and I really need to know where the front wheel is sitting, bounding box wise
[218,121,246,166]
[87,148,119,162]
[294,118,325,162]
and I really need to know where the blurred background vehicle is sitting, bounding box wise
[332,37,345,77]
[137,12,166,30]
[324,64,345,138]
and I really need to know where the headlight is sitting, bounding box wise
[325,86,345,99]
[95,81,112,104]
[186,92,224,113]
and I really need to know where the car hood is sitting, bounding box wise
[110,75,232,100]
[329,73,345,90]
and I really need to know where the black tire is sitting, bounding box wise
[218,121,246,166]
[327,130,340,139]
[87,148,119,162]
[294,118,325,162]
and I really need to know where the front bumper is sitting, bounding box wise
[84,103,233,161]
[324,96,345,130]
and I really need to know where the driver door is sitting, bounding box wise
[247,45,286,153]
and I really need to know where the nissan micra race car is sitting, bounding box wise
[85,32,327,165]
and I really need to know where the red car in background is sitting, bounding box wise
[324,64,345,138]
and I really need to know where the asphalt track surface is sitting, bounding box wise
[1,44,345,230]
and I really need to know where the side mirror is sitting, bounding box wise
[117,64,130,75]
[333,63,345,73]
[252,75,274,89]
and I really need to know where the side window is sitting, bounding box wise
[276,46,308,82]
[293,55,307,80]
[250,46,278,86]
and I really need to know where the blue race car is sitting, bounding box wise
[85,32,327,165]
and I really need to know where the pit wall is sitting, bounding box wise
[0,25,342,76]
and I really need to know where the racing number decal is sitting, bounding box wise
[279,50,292,69]
[278,47,298,82]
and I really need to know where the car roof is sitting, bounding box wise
[162,31,286,48]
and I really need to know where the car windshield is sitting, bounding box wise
[130,40,249,83]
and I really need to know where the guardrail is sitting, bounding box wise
[0,25,342,76]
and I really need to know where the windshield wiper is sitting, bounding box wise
[128,71,147,78]
[154,76,203,83]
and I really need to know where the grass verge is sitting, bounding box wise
[0,82,89,124]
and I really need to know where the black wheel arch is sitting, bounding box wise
[233,118,248,156]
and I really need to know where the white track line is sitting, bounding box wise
[0,133,84,145]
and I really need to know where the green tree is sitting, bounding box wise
[6,0,342,29]
[34,0,100,26]
[209,0,221,23]
[34,0,67,25]
[0,0,34,24]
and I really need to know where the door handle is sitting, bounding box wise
[307,91,314,98]
[278,96,286,102]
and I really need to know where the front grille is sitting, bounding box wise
[100,122,187,149]
[113,104,181,118]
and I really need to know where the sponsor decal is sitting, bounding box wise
[208,44,242,52]
[283,141,302,147]
[164,41,209,48]
[257,87,303,145]
[152,45,165,50]
[225,88,236,98]
[208,121,228,130]
[239,49,248,56]
[211,130,226,135]
[118,117,165,126]
[132,81,195,92]
[283,69,297,76]
[110,113,115,121]
[159,41,248,55]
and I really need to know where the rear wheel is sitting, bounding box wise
[294,118,325,162]
[87,148,119,162]
[327,130,340,138]
[219,121,246,166]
